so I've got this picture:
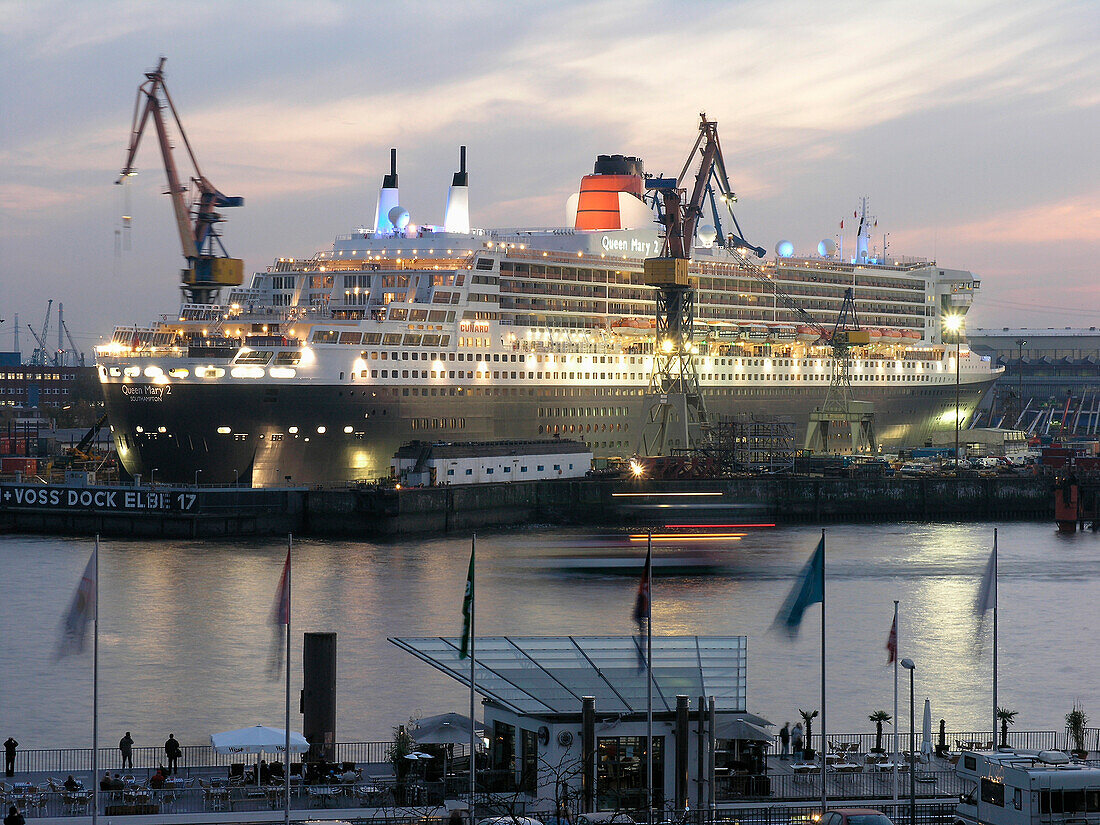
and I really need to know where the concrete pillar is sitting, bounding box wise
[707,697,716,811]
[696,696,705,820]
[302,632,337,762]
[675,695,689,811]
[582,696,595,813]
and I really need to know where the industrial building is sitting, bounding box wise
[392,439,592,486]
[968,329,1100,435]
[0,353,88,408]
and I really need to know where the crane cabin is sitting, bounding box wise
[954,750,1100,825]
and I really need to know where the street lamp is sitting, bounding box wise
[944,316,963,464]
[194,469,202,487]
[901,658,916,825]
[151,468,158,486]
[1015,339,1027,424]
[233,468,239,487]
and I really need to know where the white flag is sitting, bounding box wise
[58,549,97,656]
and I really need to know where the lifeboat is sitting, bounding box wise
[610,317,656,338]
[866,328,882,343]
[880,328,902,342]
[901,329,922,341]
[769,324,797,342]
[796,325,819,343]
[746,324,769,341]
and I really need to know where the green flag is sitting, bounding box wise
[459,544,474,659]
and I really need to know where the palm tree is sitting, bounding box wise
[869,710,893,752]
[799,709,819,755]
[996,707,1018,748]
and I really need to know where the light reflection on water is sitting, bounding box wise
[0,522,1097,748]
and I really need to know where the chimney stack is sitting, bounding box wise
[443,145,470,234]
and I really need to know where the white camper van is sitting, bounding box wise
[954,750,1100,825]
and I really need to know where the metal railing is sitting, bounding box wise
[9,741,392,775]
[802,729,1059,755]
[718,769,965,802]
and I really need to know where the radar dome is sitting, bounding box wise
[817,238,837,257]
[388,206,410,230]
[775,240,795,258]
[697,224,718,247]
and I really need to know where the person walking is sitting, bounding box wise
[4,805,25,825]
[791,722,804,762]
[2,738,16,777]
[779,722,791,760]
[164,734,181,776]
[119,732,134,770]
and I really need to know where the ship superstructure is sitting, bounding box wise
[97,136,1000,484]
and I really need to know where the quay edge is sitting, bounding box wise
[0,476,1056,539]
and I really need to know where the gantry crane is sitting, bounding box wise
[117,57,244,305]
[640,114,875,456]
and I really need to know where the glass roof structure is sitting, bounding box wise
[390,636,746,716]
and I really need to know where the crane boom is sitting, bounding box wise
[117,57,245,304]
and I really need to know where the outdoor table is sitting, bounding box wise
[307,785,338,808]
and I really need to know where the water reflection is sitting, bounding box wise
[0,523,1096,748]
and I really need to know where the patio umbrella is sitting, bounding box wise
[412,713,485,745]
[413,714,485,786]
[713,718,773,743]
[921,699,934,761]
[211,725,309,786]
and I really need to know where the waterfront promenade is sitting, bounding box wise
[2,731,1095,823]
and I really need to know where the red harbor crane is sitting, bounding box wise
[117,57,244,305]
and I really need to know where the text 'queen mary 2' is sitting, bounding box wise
[97,133,1001,485]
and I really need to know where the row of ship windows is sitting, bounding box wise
[359,369,950,383]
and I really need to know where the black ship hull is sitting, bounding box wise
[102,378,997,485]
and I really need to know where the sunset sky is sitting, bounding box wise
[1,0,1096,353]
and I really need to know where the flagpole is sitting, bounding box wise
[892,600,899,807]
[284,534,292,825]
[992,528,998,748]
[469,533,477,821]
[646,530,653,825]
[92,535,99,825]
[820,529,827,818]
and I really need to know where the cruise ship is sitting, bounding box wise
[97,139,1001,485]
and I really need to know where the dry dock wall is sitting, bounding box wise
[0,477,1054,538]
[308,476,1054,536]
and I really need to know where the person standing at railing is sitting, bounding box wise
[779,722,791,760]
[164,734,181,776]
[3,738,16,777]
[4,805,25,825]
[119,732,134,770]
[791,723,803,762]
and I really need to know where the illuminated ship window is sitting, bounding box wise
[124,366,140,377]
[195,367,226,378]
[168,368,189,378]
[235,350,273,365]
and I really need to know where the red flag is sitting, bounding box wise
[840,220,844,229]
[633,546,651,627]
[273,548,290,626]
[886,613,897,664]
[633,544,651,671]
[853,210,858,218]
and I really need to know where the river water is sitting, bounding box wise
[0,522,1096,750]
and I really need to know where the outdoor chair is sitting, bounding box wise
[200,779,229,811]
[63,789,93,813]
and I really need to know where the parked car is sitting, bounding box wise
[577,815,636,825]
[819,810,895,825]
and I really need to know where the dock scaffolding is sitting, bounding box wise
[674,414,796,475]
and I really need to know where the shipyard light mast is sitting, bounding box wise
[117,57,244,305]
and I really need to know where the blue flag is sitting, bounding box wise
[774,536,824,638]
